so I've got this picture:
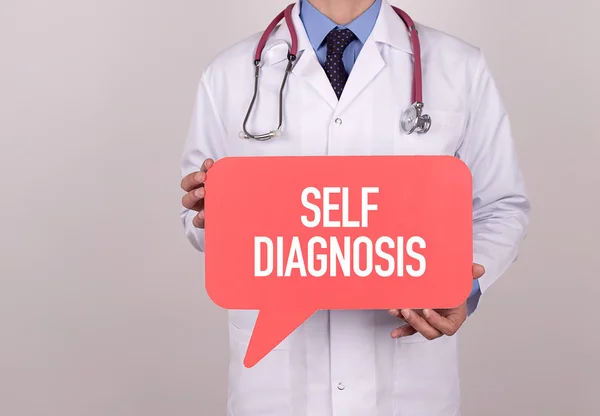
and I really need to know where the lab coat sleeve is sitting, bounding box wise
[180,71,228,252]
[458,51,531,313]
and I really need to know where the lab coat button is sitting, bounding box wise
[334,118,343,125]
[337,382,345,390]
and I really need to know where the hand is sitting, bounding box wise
[180,158,214,229]
[388,263,485,340]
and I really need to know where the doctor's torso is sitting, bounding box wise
[194,1,485,415]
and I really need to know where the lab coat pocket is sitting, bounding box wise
[227,310,291,349]
[227,322,292,416]
[393,108,465,156]
[392,336,460,416]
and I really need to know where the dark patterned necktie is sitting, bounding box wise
[323,28,357,99]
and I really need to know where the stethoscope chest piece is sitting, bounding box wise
[400,102,431,135]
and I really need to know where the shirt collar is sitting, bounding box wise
[299,0,382,49]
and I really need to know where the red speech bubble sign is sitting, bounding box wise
[204,156,472,368]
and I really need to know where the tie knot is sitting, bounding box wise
[325,28,356,55]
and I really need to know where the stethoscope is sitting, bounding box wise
[239,3,431,141]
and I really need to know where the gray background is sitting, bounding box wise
[1,0,599,415]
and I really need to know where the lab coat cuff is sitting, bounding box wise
[183,210,206,252]
[472,249,496,294]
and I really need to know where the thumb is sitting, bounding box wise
[472,263,485,279]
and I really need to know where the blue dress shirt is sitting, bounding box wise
[299,0,481,310]
[299,0,381,74]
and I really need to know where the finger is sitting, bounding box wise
[396,309,442,340]
[192,211,205,228]
[472,263,485,279]
[181,171,207,192]
[182,187,205,210]
[201,158,215,173]
[391,325,417,339]
[388,308,425,318]
[422,309,463,336]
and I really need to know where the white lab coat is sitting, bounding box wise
[180,1,530,415]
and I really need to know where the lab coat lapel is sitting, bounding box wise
[337,0,414,114]
[335,37,385,114]
[291,51,339,109]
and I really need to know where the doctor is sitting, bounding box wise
[180,0,530,414]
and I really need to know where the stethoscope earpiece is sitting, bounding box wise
[238,129,282,141]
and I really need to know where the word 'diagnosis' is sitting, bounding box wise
[254,187,427,278]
